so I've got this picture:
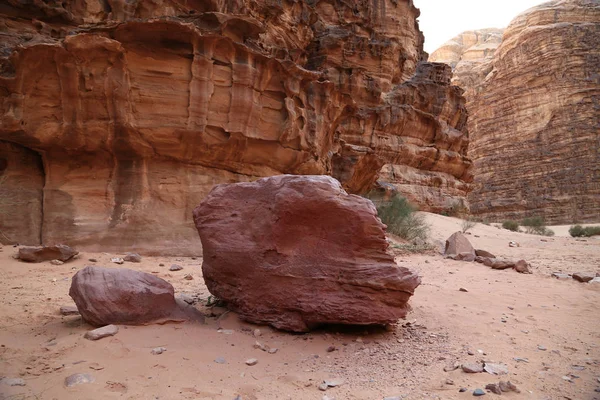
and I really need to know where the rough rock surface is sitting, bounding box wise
[0,0,472,254]
[69,266,178,326]
[18,245,78,263]
[193,175,421,332]
[429,28,503,103]
[466,0,600,223]
[444,232,475,260]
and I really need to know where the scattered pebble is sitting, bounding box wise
[444,362,460,372]
[498,381,520,393]
[179,294,195,304]
[459,288,469,292]
[84,325,119,340]
[89,363,104,370]
[326,345,336,352]
[64,373,94,387]
[551,272,571,280]
[111,258,124,265]
[485,383,501,395]
[446,379,455,385]
[50,259,64,265]
[473,388,486,396]
[88,258,98,263]
[253,329,262,337]
[513,357,529,363]
[562,375,574,383]
[459,388,468,393]
[537,345,547,351]
[151,347,167,355]
[245,358,258,366]
[467,350,475,356]
[318,383,328,391]
[60,305,80,316]
[169,264,183,271]
[159,263,165,267]
[268,348,278,354]
[214,356,226,364]
[183,274,193,280]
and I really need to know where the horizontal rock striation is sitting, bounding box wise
[0,0,472,254]
[457,0,599,223]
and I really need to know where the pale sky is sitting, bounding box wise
[414,0,548,53]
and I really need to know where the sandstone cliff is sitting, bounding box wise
[429,28,503,104]
[0,0,472,254]
[466,0,600,224]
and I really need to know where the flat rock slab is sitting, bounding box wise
[484,363,508,375]
[1,378,26,386]
[193,175,421,332]
[65,373,94,387]
[573,272,595,283]
[84,324,119,340]
[69,266,177,326]
[60,305,80,316]
[18,244,78,263]
[475,249,496,258]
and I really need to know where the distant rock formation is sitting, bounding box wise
[0,1,472,254]
[431,0,600,224]
[193,175,421,332]
[429,28,503,103]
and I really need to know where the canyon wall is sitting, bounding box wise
[431,0,599,224]
[0,0,472,254]
[429,28,503,105]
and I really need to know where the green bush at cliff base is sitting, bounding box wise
[569,225,600,237]
[522,217,554,236]
[502,220,520,232]
[369,194,429,241]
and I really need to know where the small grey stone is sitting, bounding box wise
[590,277,600,284]
[245,358,258,366]
[318,383,328,391]
[50,259,64,265]
[462,363,484,373]
[169,264,183,271]
[60,305,80,316]
[84,325,119,340]
[179,294,195,304]
[446,379,455,385]
[253,329,262,337]
[111,257,124,265]
[473,388,486,396]
[151,347,166,355]
[183,274,193,280]
[65,373,94,387]
[159,263,165,267]
[1,378,26,386]
[324,379,344,387]
[88,258,98,263]
[268,348,278,354]
[124,253,142,263]
[459,288,469,292]
[214,356,226,364]
[384,397,402,400]
[537,345,547,351]
[513,357,529,363]
[551,272,571,280]
[459,388,468,392]
[467,350,475,356]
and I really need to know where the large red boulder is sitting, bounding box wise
[193,175,421,332]
[69,266,178,326]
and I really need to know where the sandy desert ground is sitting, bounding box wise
[1,213,599,400]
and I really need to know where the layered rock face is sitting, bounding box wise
[0,0,472,254]
[429,28,503,104]
[436,0,599,223]
[193,175,421,332]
